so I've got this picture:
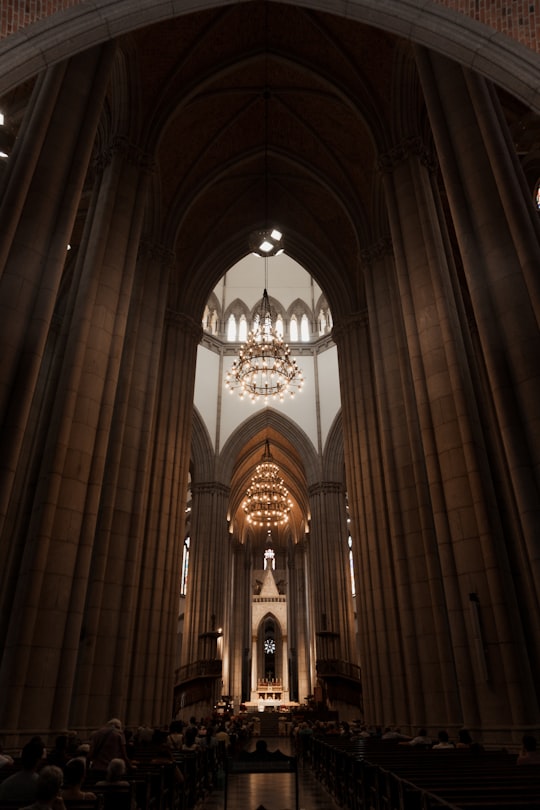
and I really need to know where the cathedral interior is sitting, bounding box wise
[0,0,540,747]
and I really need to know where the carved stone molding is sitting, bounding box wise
[360,236,394,267]
[165,309,204,342]
[378,136,437,174]
[191,481,230,498]
[138,239,175,268]
[331,309,369,344]
[94,135,155,173]
[308,481,345,498]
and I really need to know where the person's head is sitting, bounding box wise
[184,727,197,746]
[458,729,472,744]
[53,735,68,751]
[107,718,123,731]
[35,765,63,803]
[437,730,449,742]
[63,757,86,788]
[106,758,126,782]
[20,739,45,770]
[522,734,538,752]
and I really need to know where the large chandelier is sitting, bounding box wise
[225,279,304,403]
[243,440,293,527]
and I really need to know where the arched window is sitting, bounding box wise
[181,536,190,596]
[300,313,310,342]
[326,308,333,331]
[238,314,248,341]
[210,310,218,335]
[318,309,327,335]
[275,314,284,338]
[289,314,298,341]
[227,313,237,341]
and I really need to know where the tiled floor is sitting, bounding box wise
[197,738,341,810]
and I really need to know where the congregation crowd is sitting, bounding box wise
[0,714,539,810]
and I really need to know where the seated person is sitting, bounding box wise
[0,739,44,803]
[517,734,540,765]
[61,758,97,801]
[0,744,14,768]
[456,728,473,749]
[95,757,130,787]
[432,730,454,749]
[21,765,66,810]
[400,727,432,746]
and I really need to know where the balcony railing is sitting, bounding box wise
[175,659,222,685]
[316,659,362,682]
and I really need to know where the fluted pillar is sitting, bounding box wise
[0,45,116,644]
[333,311,409,725]
[308,482,357,665]
[181,482,231,668]
[288,541,310,703]
[0,127,153,733]
[127,310,201,725]
[415,48,540,633]
[71,242,173,727]
[379,132,538,731]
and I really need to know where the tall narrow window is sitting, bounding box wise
[275,314,284,338]
[348,535,356,597]
[300,313,310,342]
[181,536,190,596]
[238,314,248,341]
[289,314,298,341]
[227,313,237,341]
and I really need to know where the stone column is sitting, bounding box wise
[333,311,409,725]
[251,637,258,696]
[0,127,154,732]
[180,482,231,667]
[127,310,201,725]
[288,541,310,703]
[70,242,173,727]
[281,636,289,694]
[415,48,540,595]
[379,132,538,730]
[307,482,358,666]
[0,44,116,642]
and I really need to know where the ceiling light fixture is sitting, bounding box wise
[224,262,304,402]
[243,439,293,527]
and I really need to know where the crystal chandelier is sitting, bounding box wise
[243,440,293,527]
[225,279,304,402]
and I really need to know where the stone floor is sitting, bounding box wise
[196,737,341,810]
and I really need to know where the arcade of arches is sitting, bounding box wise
[0,1,540,746]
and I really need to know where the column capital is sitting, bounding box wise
[360,235,394,267]
[165,309,203,342]
[378,136,437,174]
[191,481,230,498]
[94,135,155,173]
[138,239,176,267]
[331,309,369,344]
[308,481,345,498]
